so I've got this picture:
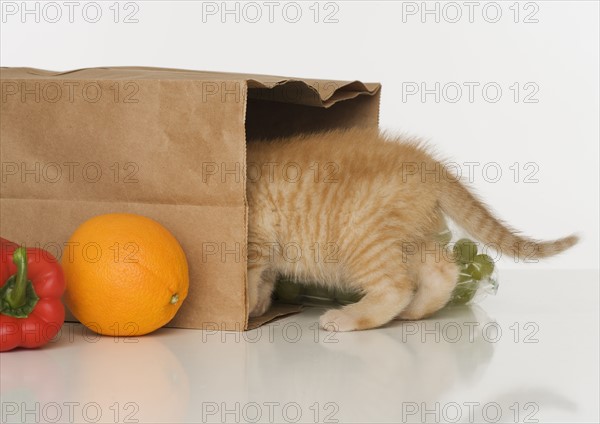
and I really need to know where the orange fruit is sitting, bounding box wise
[62,213,189,336]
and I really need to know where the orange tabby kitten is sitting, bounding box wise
[246,127,577,331]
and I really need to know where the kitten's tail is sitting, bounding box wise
[439,177,578,260]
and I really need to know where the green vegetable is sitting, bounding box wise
[275,278,302,303]
[448,245,497,306]
[448,269,478,305]
[272,234,497,310]
[466,263,482,280]
[453,238,478,263]
[473,254,495,280]
[304,284,335,300]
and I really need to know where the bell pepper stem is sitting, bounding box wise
[5,247,28,309]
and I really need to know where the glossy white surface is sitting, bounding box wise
[1,270,598,424]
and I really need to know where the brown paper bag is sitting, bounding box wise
[0,67,381,330]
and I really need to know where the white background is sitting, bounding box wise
[1,0,598,270]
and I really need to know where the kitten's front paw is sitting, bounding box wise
[320,309,358,332]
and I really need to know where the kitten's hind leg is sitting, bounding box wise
[319,263,415,332]
[398,245,459,320]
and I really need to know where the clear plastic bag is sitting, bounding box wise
[273,225,499,308]
[444,228,500,306]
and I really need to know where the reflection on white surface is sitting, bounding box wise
[241,304,496,424]
[1,329,190,423]
[1,270,598,423]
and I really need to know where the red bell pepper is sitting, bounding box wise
[0,238,65,352]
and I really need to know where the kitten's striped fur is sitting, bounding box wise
[246,127,578,331]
